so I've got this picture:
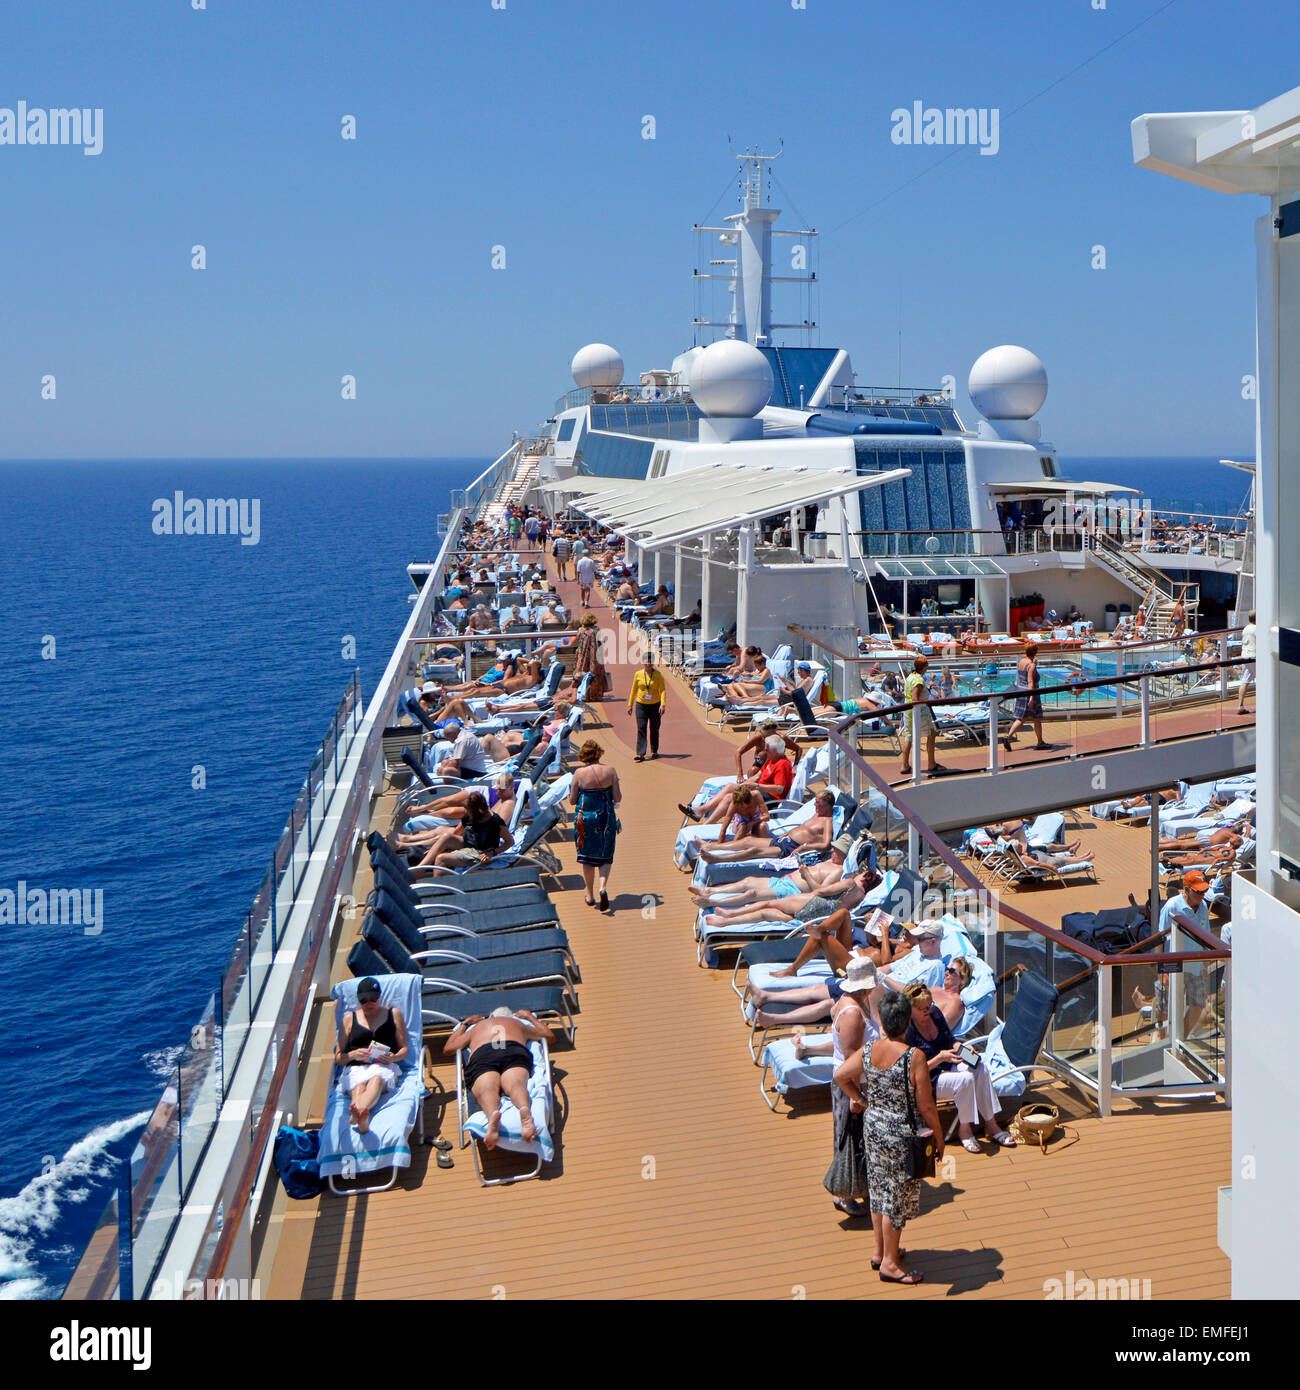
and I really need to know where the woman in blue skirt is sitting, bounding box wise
[570,739,621,911]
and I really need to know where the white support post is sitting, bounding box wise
[1097,966,1113,1120]
[987,694,1000,772]
[1140,674,1152,746]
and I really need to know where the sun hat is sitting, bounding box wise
[420,681,439,694]
[908,922,945,940]
[839,957,878,994]
[831,832,854,855]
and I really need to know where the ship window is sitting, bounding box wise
[556,419,576,442]
[1040,455,1058,477]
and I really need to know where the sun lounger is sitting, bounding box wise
[456,1036,556,1185]
[759,1032,835,1111]
[421,984,576,1043]
[318,973,430,1195]
[360,916,577,1001]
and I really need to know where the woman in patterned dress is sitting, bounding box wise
[835,988,943,1284]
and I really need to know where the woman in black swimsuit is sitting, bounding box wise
[335,977,409,1133]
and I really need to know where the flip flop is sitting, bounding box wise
[436,1152,454,1169]
[879,1269,924,1285]
[871,1249,907,1270]
[433,1137,453,1152]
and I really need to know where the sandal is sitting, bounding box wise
[678,803,700,822]
[879,1269,924,1285]
[961,1137,982,1153]
[992,1130,1018,1147]
[584,896,596,906]
[833,1198,867,1217]
[599,890,610,912]
[870,1249,906,1270]
[436,1152,454,1169]
[1032,742,1052,750]
[433,1137,453,1152]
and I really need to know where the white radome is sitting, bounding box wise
[689,339,774,417]
[968,345,1048,420]
[571,343,624,389]
[671,346,704,390]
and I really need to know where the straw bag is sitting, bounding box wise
[1014,1102,1060,1151]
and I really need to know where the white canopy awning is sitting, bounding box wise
[550,463,912,551]
[986,479,1139,497]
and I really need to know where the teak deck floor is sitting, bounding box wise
[266,564,1230,1301]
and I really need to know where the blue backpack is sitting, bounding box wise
[273,1126,322,1199]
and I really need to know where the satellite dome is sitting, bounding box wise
[571,343,624,389]
[690,339,774,418]
[671,346,704,389]
[968,345,1048,420]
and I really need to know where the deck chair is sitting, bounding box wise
[359,917,577,1003]
[995,841,1097,888]
[962,968,1091,1108]
[367,833,543,894]
[421,985,576,1043]
[758,1030,835,1112]
[456,1035,556,1186]
[318,973,430,1195]
[370,883,559,937]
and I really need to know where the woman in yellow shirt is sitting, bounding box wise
[627,653,668,761]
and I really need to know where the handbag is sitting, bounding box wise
[903,1048,937,1179]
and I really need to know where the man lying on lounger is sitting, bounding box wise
[688,832,862,909]
[1161,823,1254,867]
[699,865,880,929]
[444,1007,555,1150]
[696,789,835,865]
[679,732,802,825]
[986,819,1083,858]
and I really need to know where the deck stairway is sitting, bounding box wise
[1088,533,1198,636]
[482,451,540,527]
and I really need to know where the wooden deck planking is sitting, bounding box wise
[265,559,1230,1301]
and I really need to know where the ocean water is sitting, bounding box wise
[1059,456,1253,519]
[0,452,1240,1299]
[0,457,485,1299]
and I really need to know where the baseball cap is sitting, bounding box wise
[908,922,945,940]
[796,661,812,671]
[1182,869,1211,893]
[356,977,381,1003]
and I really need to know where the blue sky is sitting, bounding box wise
[0,0,1294,460]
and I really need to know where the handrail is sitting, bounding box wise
[822,652,1252,717]
[789,620,1246,667]
[824,729,1230,970]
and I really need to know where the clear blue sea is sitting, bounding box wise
[0,453,1246,1299]
[0,458,485,1299]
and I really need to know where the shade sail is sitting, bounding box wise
[548,462,912,551]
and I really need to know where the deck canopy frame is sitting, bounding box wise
[542,463,911,553]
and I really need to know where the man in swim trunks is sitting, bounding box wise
[443,1007,555,1149]
[700,867,879,929]
[687,833,862,909]
[695,789,835,865]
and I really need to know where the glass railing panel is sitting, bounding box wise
[128,1065,183,1298]
[176,995,221,1204]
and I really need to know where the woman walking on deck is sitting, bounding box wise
[1003,641,1050,753]
[570,739,621,911]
